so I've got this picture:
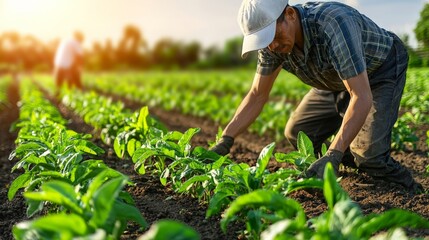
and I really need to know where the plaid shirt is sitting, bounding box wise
[257,2,394,91]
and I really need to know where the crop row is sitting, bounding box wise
[51,84,429,239]
[8,78,149,239]
[401,68,429,124]
[36,73,294,141]
[80,68,429,121]
[84,70,310,102]
[75,69,427,150]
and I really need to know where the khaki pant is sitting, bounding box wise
[284,34,416,188]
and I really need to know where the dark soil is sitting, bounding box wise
[0,77,26,240]
[0,78,428,239]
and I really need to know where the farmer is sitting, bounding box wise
[210,0,423,193]
[53,31,84,93]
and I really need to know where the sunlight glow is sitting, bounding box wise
[4,0,48,13]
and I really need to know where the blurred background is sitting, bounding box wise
[0,0,428,73]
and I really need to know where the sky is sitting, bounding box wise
[0,0,428,49]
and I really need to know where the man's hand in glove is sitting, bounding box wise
[304,149,343,179]
[209,135,234,156]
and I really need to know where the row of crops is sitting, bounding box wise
[79,70,297,141]
[75,68,429,151]
[9,78,149,239]
[32,68,429,149]
[6,68,429,239]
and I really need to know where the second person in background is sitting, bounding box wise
[53,31,85,95]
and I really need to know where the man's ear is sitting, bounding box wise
[285,6,297,21]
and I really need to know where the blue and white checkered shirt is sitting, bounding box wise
[257,2,394,91]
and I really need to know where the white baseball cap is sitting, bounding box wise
[237,0,289,58]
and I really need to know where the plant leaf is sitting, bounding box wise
[221,190,303,232]
[23,181,82,214]
[113,200,148,230]
[255,142,275,179]
[91,177,127,227]
[137,106,149,134]
[358,209,429,238]
[13,213,88,238]
[138,220,200,240]
[178,128,200,154]
[323,163,349,209]
[297,131,314,158]
[8,172,31,200]
[206,191,235,218]
[178,175,211,193]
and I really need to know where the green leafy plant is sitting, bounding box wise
[8,83,105,202]
[14,171,147,239]
[220,189,308,239]
[138,220,200,240]
[114,106,151,159]
[8,127,104,202]
[219,163,429,239]
[263,131,323,195]
[173,147,231,201]
[10,81,147,239]
[132,128,200,176]
[274,131,318,172]
[391,112,418,151]
[206,143,275,218]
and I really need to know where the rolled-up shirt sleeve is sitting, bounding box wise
[256,48,283,76]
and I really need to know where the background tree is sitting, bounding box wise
[0,32,21,70]
[414,2,429,66]
[151,39,202,69]
[415,3,429,48]
[180,41,201,68]
[198,36,256,69]
[116,24,148,69]
[151,38,179,69]
[0,26,256,71]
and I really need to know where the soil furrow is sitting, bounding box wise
[1,78,428,239]
[0,75,25,240]
[38,86,244,239]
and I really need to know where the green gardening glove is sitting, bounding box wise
[304,149,343,179]
[210,136,234,156]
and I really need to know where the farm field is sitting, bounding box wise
[0,68,428,239]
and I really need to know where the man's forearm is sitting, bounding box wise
[330,91,372,152]
[330,71,373,153]
[223,68,280,138]
[223,93,267,137]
